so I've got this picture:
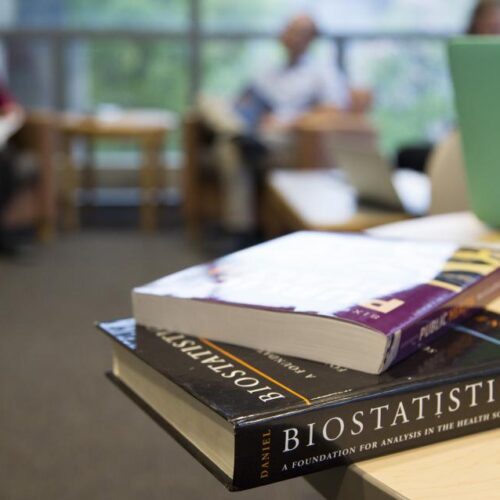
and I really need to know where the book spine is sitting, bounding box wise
[232,372,500,490]
[388,269,500,369]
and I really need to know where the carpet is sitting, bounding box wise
[0,229,319,500]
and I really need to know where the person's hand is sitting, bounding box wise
[260,113,293,133]
[0,104,25,146]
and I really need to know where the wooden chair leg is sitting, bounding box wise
[140,134,163,232]
[260,186,285,239]
[60,134,80,231]
[35,120,57,242]
[36,218,55,242]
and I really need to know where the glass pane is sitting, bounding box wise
[0,0,16,28]
[67,0,188,29]
[201,39,335,99]
[203,0,476,33]
[5,39,54,108]
[347,39,454,154]
[8,0,188,29]
[67,40,189,149]
[203,0,295,31]
[202,40,281,98]
[82,40,188,113]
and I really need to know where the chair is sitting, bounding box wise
[260,122,411,237]
[182,110,224,239]
[426,130,470,215]
[182,89,374,238]
[4,111,58,241]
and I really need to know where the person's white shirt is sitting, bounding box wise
[251,55,350,124]
[215,54,351,233]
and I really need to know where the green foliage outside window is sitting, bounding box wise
[67,0,187,28]
[11,0,474,153]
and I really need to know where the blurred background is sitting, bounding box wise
[1,0,475,152]
[0,1,492,499]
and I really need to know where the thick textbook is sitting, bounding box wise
[99,306,500,491]
[133,232,500,373]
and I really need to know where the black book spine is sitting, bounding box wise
[232,372,500,490]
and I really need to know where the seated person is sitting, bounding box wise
[235,14,349,134]
[0,81,25,255]
[467,0,500,34]
[396,0,500,172]
[210,14,351,236]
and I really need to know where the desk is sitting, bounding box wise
[262,169,410,236]
[307,428,500,500]
[293,102,374,169]
[306,212,500,500]
[368,211,500,246]
[59,110,175,231]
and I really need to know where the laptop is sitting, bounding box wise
[329,132,430,217]
[449,38,500,228]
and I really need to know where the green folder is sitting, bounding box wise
[449,37,500,228]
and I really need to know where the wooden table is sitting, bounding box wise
[262,169,410,236]
[368,211,500,246]
[307,428,500,500]
[306,212,500,500]
[293,101,374,169]
[59,110,175,232]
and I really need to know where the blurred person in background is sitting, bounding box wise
[235,14,349,133]
[0,81,25,255]
[204,13,350,242]
[467,0,500,34]
[396,0,500,173]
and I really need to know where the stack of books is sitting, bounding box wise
[97,232,500,491]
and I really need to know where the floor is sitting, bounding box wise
[0,229,321,500]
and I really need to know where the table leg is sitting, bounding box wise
[139,134,163,232]
[261,184,288,238]
[61,133,80,231]
[35,120,57,242]
[81,136,97,206]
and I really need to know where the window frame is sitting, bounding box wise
[0,0,456,109]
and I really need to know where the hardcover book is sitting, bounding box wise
[99,303,500,491]
[132,232,500,373]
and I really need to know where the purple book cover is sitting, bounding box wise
[134,232,500,370]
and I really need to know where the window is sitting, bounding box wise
[84,40,188,113]
[203,0,475,33]
[8,0,188,28]
[202,40,280,98]
[1,0,478,153]
[348,39,454,153]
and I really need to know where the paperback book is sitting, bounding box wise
[99,303,500,491]
[132,232,500,373]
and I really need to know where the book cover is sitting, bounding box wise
[98,305,500,491]
[132,232,500,373]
